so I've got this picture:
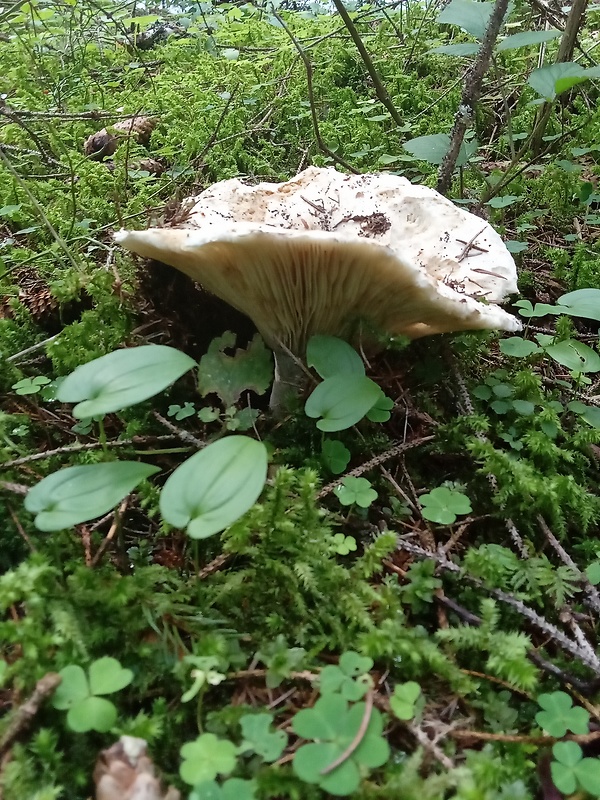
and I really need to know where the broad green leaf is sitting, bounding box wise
[579,406,600,429]
[500,337,540,357]
[306,336,364,379]
[67,695,117,733]
[497,29,561,51]
[52,666,89,709]
[159,436,268,539]
[403,133,477,166]
[437,0,495,39]
[305,375,381,432]
[527,62,587,101]
[25,462,159,532]
[339,652,373,677]
[57,345,196,418]
[557,289,600,321]
[88,656,133,695]
[198,332,273,406]
[505,240,528,254]
[430,43,480,56]
[544,340,600,373]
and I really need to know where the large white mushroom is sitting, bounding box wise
[115,167,521,407]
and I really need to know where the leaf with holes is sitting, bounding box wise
[198,332,273,407]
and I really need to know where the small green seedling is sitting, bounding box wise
[389,681,422,721]
[331,534,357,555]
[239,712,287,761]
[550,741,600,796]
[535,691,589,737]
[168,402,196,420]
[52,657,133,732]
[419,487,472,525]
[334,477,377,508]
[256,636,306,689]
[11,376,51,395]
[319,651,373,701]
[181,656,225,703]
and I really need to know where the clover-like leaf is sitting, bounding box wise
[536,692,590,737]
[160,436,268,539]
[420,487,472,525]
[67,695,117,733]
[339,651,373,677]
[239,713,287,762]
[366,390,394,423]
[198,332,273,407]
[551,741,600,795]
[293,695,389,796]
[322,440,351,474]
[180,734,238,786]
[52,665,89,710]
[332,534,357,555]
[389,681,421,721]
[88,656,133,695]
[189,779,257,800]
[56,345,196,418]
[334,477,377,508]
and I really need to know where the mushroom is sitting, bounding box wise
[115,167,521,408]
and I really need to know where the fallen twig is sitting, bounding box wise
[0,673,62,758]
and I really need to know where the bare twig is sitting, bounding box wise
[330,0,404,128]
[538,515,600,615]
[90,498,128,567]
[270,10,360,174]
[2,435,178,468]
[437,0,511,194]
[318,436,436,498]
[152,413,204,448]
[0,673,62,758]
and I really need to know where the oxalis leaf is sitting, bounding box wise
[535,691,589,737]
[305,375,381,432]
[180,734,237,786]
[56,345,196,418]
[420,487,472,525]
[292,694,390,796]
[25,462,159,532]
[159,436,268,539]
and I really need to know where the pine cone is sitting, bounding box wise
[14,268,58,321]
[84,116,157,160]
[94,736,180,800]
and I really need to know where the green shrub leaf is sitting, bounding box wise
[56,344,196,418]
[25,462,159,531]
[305,375,381,432]
[159,436,268,539]
[306,335,365,379]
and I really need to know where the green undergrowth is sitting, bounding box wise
[2,0,600,798]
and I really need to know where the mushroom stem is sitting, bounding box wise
[269,348,308,415]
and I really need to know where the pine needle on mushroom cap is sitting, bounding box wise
[115,166,521,356]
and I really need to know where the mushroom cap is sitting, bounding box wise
[115,167,521,354]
